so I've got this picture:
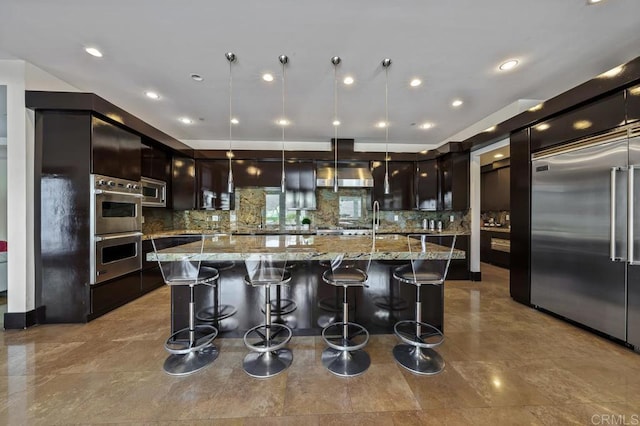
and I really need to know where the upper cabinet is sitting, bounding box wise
[439,152,469,211]
[371,160,415,210]
[628,84,640,124]
[196,160,235,210]
[529,92,625,152]
[141,141,171,182]
[234,160,282,188]
[415,159,438,211]
[172,156,196,210]
[91,116,141,181]
[285,160,316,210]
[481,165,510,212]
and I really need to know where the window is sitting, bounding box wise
[339,196,364,220]
[265,193,281,226]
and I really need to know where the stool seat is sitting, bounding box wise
[165,266,219,286]
[393,265,443,285]
[201,260,235,271]
[322,268,367,286]
[244,268,291,286]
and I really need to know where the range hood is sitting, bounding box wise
[316,166,374,188]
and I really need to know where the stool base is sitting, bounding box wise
[243,349,293,378]
[321,347,370,377]
[163,345,218,376]
[392,344,444,375]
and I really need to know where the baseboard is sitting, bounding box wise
[470,271,482,281]
[3,305,46,329]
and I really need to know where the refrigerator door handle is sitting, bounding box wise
[611,167,622,261]
[629,165,640,265]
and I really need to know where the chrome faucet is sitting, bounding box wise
[372,200,380,249]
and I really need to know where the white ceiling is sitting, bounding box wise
[1,0,640,151]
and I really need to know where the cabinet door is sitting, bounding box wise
[233,159,257,187]
[172,156,196,210]
[438,155,453,211]
[196,160,235,210]
[498,167,510,211]
[481,170,499,212]
[451,152,469,211]
[416,160,438,210]
[372,161,415,210]
[141,142,170,182]
[91,116,141,181]
[628,84,640,124]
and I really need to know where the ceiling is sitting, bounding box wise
[480,146,510,167]
[1,0,640,152]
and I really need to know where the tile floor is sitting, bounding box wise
[1,264,639,425]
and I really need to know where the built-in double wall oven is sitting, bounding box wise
[90,174,143,284]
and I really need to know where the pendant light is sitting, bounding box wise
[331,56,341,193]
[225,52,236,194]
[382,58,392,195]
[279,54,288,193]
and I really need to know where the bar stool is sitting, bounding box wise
[243,252,293,378]
[152,234,219,376]
[320,253,372,377]
[392,234,457,375]
[196,260,237,322]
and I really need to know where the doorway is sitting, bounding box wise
[0,85,7,325]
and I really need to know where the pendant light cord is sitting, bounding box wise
[282,60,286,185]
[385,65,389,177]
[229,59,233,166]
[334,61,338,191]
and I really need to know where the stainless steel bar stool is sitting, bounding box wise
[152,234,219,376]
[242,252,293,378]
[392,234,457,375]
[320,253,372,377]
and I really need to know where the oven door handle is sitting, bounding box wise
[94,232,143,242]
[94,189,143,198]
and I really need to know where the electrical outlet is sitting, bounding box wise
[211,215,219,221]
[450,215,455,222]
[394,214,399,221]
[506,214,510,221]
[141,216,145,224]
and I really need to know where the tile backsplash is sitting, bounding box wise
[481,210,510,227]
[144,187,471,234]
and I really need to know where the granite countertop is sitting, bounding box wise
[480,226,511,234]
[147,233,466,262]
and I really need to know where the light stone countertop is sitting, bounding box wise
[147,233,465,262]
[480,227,511,234]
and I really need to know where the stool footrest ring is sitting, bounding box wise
[243,323,292,353]
[394,320,444,349]
[196,304,238,321]
[321,321,370,352]
[165,324,218,355]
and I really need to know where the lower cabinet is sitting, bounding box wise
[89,271,141,320]
[481,230,510,268]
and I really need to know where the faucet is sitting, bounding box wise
[372,200,380,249]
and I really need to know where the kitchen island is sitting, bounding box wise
[148,233,465,338]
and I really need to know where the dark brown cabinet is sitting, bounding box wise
[371,161,415,210]
[234,160,283,188]
[172,156,196,210]
[481,230,510,269]
[628,84,640,124]
[439,152,469,211]
[91,116,141,181]
[196,160,235,210]
[481,166,510,212]
[141,141,171,182]
[529,92,625,152]
[415,159,438,211]
[285,161,316,210]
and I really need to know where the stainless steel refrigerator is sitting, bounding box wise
[531,125,640,349]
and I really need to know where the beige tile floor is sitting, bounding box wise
[1,264,639,425]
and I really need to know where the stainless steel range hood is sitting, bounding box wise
[316,166,374,188]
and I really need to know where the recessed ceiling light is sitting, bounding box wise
[485,126,496,132]
[277,119,289,126]
[145,91,160,100]
[630,86,640,96]
[587,0,603,4]
[494,153,504,159]
[179,117,193,124]
[410,78,422,87]
[499,59,519,71]
[343,76,354,85]
[190,73,203,82]
[262,73,274,82]
[573,120,592,130]
[333,120,341,126]
[420,122,434,129]
[535,123,550,131]
[452,99,463,107]
[84,47,103,58]
[230,118,239,124]
[420,150,428,154]
[376,121,387,128]
[528,103,544,112]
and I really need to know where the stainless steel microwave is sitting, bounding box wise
[140,177,166,207]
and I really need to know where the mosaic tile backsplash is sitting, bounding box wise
[143,187,471,234]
